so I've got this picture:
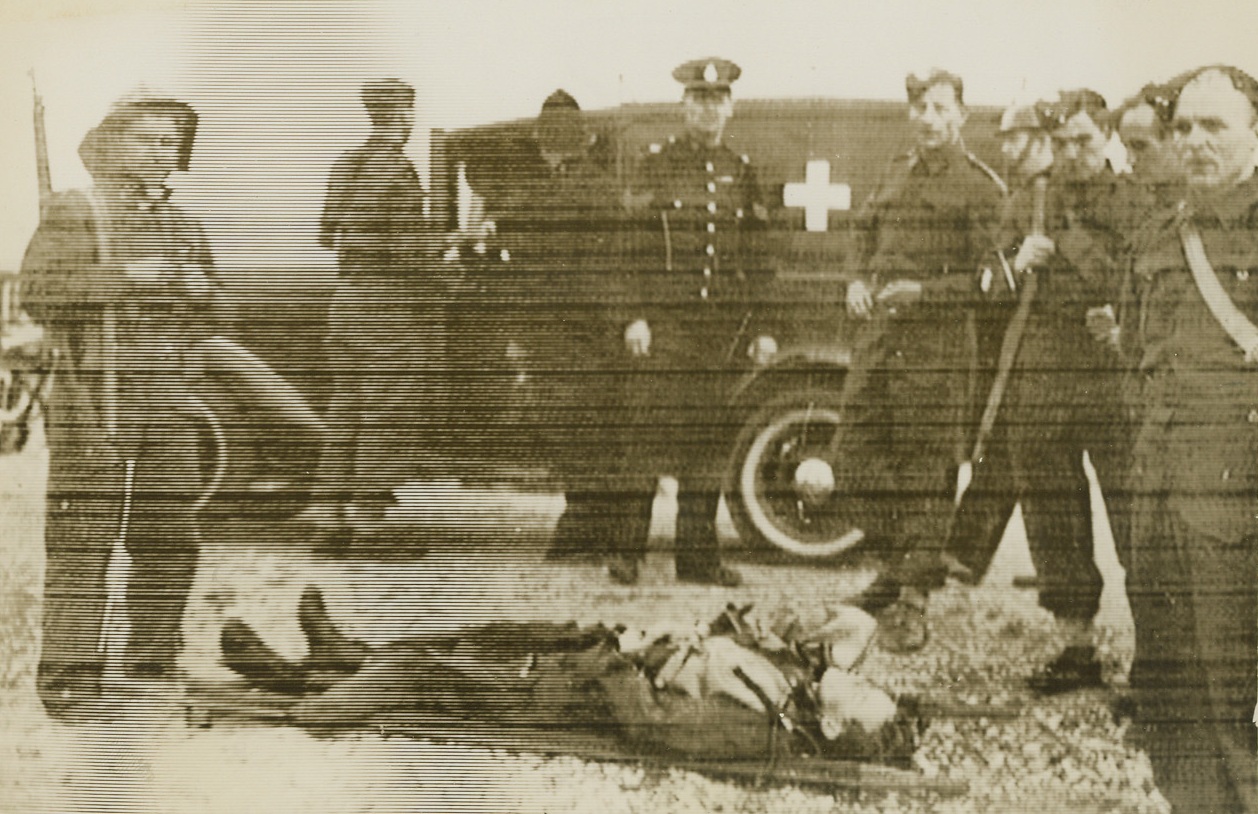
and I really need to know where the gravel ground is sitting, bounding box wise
[0,425,1171,814]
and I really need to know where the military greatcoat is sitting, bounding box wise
[1123,178,1258,813]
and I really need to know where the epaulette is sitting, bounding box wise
[964,149,1008,196]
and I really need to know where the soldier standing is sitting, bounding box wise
[308,78,441,551]
[844,69,1006,652]
[608,57,776,587]
[22,92,225,715]
[1123,65,1258,813]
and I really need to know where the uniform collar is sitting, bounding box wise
[1181,176,1258,227]
[909,144,964,177]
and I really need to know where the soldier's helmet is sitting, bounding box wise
[360,78,415,111]
[672,57,741,92]
[78,87,198,179]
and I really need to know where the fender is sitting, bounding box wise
[727,342,853,407]
[185,335,327,443]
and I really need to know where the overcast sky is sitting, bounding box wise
[2,0,1256,271]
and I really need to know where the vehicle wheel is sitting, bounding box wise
[725,387,874,559]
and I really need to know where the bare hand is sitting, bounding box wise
[846,279,874,318]
[1085,305,1120,347]
[748,335,778,366]
[624,319,651,357]
[178,264,212,297]
[1014,235,1055,272]
[875,279,923,307]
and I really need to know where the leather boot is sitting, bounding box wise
[298,587,369,675]
[220,619,308,694]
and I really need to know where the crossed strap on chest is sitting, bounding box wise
[1177,203,1258,363]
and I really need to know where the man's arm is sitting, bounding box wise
[21,191,108,325]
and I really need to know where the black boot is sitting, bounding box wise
[298,587,369,675]
[220,619,308,695]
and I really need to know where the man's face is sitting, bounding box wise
[1172,70,1258,189]
[909,82,967,152]
[1119,104,1177,183]
[1001,128,1053,181]
[118,113,184,187]
[682,88,734,145]
[1050,111,1110,181]
[374,105,415,145]
[536,110,586,166]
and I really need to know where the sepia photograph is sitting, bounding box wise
[1,0,1256,811]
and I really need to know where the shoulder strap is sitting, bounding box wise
[964,149,1008,196]
[1178,211,1258,363]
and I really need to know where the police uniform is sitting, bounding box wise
[314,79,442,544]
[613,58,772,583]
[22,95,223,712]
[843,138,1005,599]
[1124,180,1258,812]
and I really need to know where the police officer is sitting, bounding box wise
[308,78,441,551]
[609,57,776,587]
[1123,65,1258,813]
[844,69,1006,652]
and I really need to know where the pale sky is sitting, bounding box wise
[2,0,1256,272]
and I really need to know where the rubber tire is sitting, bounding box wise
[725,387,871,559]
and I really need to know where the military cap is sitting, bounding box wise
[906,68,965,105]
[541,89,580,113]
[360,78,415,110]
[1037,88,1110,131]
[673,57,741,91]
[999,102,1043,133]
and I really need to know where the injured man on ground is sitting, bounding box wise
[218,588,925,767]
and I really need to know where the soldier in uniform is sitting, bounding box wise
[308,78,441,551]
[608,57,777,587]
[22,92,225,715]
[1122,65,1258,813]
[843,69,1006,652]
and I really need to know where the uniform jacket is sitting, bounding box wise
[846,144,1006,360]
[320,136,437,275]
[1127,177,1258,540]
[616,133,773,354]
[22,186,224,459]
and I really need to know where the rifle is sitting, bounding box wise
[30,71,52,215]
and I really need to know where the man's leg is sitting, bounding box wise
[37,448,117,715]
[124,420,204,678]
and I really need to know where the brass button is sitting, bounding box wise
[673,199,683,209]
[1237,269,1250,281]
[705,161,714,172]
[707,223,715,233]
[705,245,715,256]
[703,267,712,277]
[706,182,716,193]
[707,202,718,213]
[700,287,709,299]
[1247,409,1258,424]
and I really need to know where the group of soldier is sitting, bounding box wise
[17,52,1258,812]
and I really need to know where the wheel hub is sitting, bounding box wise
[793,457,836,504]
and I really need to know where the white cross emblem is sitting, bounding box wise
[783,159,851,232]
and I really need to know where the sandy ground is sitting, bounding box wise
[0,422,1168,814]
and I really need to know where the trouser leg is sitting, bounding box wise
[674,488,722,577]
[124,423,203,672]
[37,448,118,707]
[1129,507,1258,813]
[1018,427,1101,624]
[946,416,1019,581]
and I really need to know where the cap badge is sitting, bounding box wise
[704,62,719,84]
